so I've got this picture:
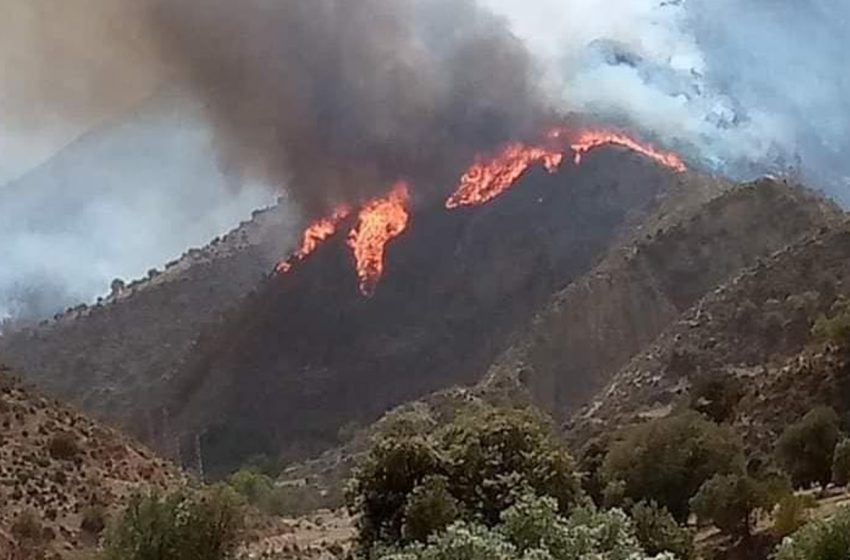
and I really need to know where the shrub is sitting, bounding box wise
[602,412,745,521]
[772,493,817,538]
[689,373,743,423]
[774,506,850,560]
[347,407,582,551]
[631,501,695,559]
[777,407,841,488]
[832,439,850,487]
[376,494,675,560]
[227,467,274,504]
[48,431,81,461]
[811,297,850,347]
[81,505,108,536]
[402,476,460,543]
[10,510,48,560]
[102,486,243,560]
[689,474,779,539]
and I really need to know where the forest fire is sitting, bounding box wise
[275,207,351,275]
[445,143,564,209]
[277,126,686,296]
[346,182,412,296]
[570,130,687,173]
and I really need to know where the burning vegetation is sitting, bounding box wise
[276,127,686,296]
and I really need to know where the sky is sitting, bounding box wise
[1,0,849,321]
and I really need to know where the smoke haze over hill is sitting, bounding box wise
[1,0,849,320]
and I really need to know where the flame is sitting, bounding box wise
[570,130,686,173]
[347,182,411,296]
[276,206,351,275]
[446,143,564,209]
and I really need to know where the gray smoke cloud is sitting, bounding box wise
[3,0,850,322]
[149,0,548,214]
[484,0,850,202]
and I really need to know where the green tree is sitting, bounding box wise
[102,486,243,560]
[689,474,778,539]
[602,412,745,521]
[630,501,695,559]
[347,407,582,551]
[775,506,850,560]
[777,407,841,488]
[832,438,850,487]
[689,373,743,423]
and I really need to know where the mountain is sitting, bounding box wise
[0,202,297,442]
[156,146,708,475]
[0,366,181,556]
[568,220,850,449]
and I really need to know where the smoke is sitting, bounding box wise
[148,0,548,214]
[483,0,850,202]
[4,0,850,321]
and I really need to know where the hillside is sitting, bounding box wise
[485,179,843,422]
[0,202,298,445]
[0,366,182,557]
[161,147,690,475]
[569,221,850,448]
[261,178,843,509]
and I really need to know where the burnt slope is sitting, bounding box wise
[485,179,843,421]
[0,203,298,440]
[165,148,686,474]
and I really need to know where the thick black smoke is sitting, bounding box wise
[150,0,549,214]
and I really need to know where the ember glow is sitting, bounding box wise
[347,182,411,297]
[445,143,564,209]
[570,130,687,173]
[276,206,351,275]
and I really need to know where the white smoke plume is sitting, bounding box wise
[2,0,849,322]
[485,0,850,202]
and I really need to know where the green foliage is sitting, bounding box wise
[402,476,461,543]
[689,474,778,538]
[227,466,322,517]
[832,439,850,487]
[228,467,274,504]
[689,373,743,423]
[777,407,841,488]
[102,486,243,560]
[347,407,582,551]
[772,493,818,538]
[630,501,695,559]
[602,412,745,521]
[376,494,675,560]
[576,437,608,507]
[774,506,850,560]
[811,297,850,347]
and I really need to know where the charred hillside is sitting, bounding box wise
[165,148,685,474]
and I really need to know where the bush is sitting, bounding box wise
[631,501,695,559]
[777,407,841,488]
[602,412,745,521]
[772,493,817,538]
[689,474,779,539]
[811,297,850,347]
[347,407,582,550]
[81,505,108,536]
[689,373,743,423]
[402,476,460,543]
[48,431,81,461]
[102,486,243,560]
[832,439,850,487]
[10,510,48,560]
[376,494,674,560]
[774,506,850,560]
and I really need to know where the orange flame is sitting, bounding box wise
[445,143,564,209]
[276,206,351,275]
[347,182,411,296]
[569,130,686,172]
